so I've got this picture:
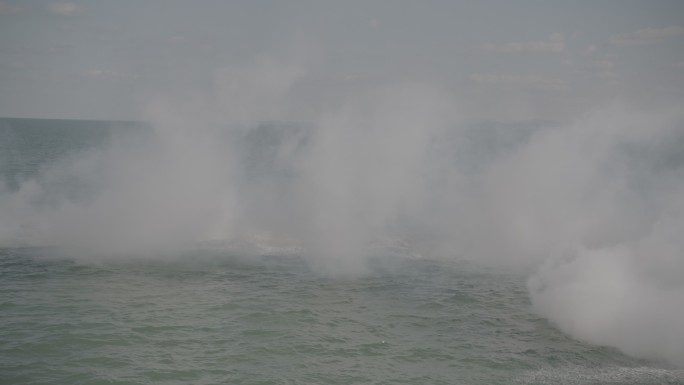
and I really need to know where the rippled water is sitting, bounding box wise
[2,248,682,385]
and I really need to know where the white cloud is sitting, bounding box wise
[471,73,567,90]
[610,26,684,46]
[483,33,565,54]
[47,2,81,16]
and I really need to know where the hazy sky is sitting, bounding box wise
[1,0,683,120]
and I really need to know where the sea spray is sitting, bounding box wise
[521,104,684,367]
[1,61,683,366]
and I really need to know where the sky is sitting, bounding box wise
[0,0,683,121]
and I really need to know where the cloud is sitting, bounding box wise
[47,2,81,16]
[483,33,565,54]
[470,73,567,90]
[609,26,684,46]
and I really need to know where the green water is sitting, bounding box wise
[3,250,681,385]
[1,118,682,384]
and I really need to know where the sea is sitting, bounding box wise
[1,117,682,385]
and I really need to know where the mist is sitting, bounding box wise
[1,59,684,367]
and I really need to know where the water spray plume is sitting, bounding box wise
[1,60,683,366]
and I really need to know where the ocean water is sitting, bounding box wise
[1,118,683,384]
[3,249,682,385]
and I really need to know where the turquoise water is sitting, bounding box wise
[1,118,683,384]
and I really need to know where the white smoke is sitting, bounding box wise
[0,58,683,365]
[514,103,684,367]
